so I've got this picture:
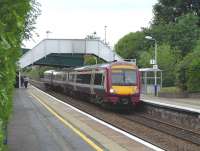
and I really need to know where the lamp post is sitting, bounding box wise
[104,25,107,44]
[145,36,158,96]
[46,30,52,38]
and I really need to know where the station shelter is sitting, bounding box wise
[139,68,163,95]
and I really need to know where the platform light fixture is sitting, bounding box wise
[145,35,158,96]
[46,30,52,38]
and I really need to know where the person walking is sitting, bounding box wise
[24,76,29,88]
[21,76,24,87]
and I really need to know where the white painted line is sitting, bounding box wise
[142,99,200,114]
[32,85,165,151]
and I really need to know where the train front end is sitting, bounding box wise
[106,63,140,108]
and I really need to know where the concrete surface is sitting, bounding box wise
[8,88,94,151]
[142,94,200,113]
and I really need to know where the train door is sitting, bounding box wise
[90,70,95,94]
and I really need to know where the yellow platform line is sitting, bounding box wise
[30,92,104,151]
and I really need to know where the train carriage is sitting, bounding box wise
[42,61,141,109]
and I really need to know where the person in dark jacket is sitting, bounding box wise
[21,76,24,87]
[24,76,29,88]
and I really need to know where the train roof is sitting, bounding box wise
[74,61,137,71]
[43,61,137,74]
[44,70,65,75]
[44,70,55,74]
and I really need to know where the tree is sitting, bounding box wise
[139,43,177,86]
[157,44,177,86]
[145,13,200,57]
[24,0,41,40]
[152,0,200,91]
[138,51,152,68]
[115,31,150,61]
[176,40,200,92]
[153,0,200,25]
[84,55,105,65]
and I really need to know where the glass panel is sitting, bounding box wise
[69,74,74,82]
[76,74,91,84]
[94,74,102,85]
[112,69,136,86]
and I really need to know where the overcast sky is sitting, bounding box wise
[23,0,158,49]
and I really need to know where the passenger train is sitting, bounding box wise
[42,61,141,109]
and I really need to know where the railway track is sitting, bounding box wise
[122,113,200,146]
[30,80,200,151]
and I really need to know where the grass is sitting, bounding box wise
[159,86,182,93]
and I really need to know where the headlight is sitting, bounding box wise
[135,87,139,93]
[109,88,115,93]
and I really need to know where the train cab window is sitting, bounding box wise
[112,69,136,86]
[94,73,103,85]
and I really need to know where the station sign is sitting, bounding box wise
[150,59,155,65]
[153,64,158,69]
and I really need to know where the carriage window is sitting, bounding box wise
[63,74,67,81]
[94,73,103,85]
[76,74,82,83]
[76,74,91,84]
[56,74,63,81]
[69,74,74,82]
[44,71,53,80]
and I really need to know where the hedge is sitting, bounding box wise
[0,1,39,150]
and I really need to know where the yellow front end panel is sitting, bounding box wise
[111,65,136,69]
[112,86,137,95]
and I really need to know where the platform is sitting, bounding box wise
[8,86,163,151]
[8,89,95,151]
[141,95,200,114]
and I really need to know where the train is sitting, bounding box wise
[41,61,141,109]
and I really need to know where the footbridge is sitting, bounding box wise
[19,39,123,68]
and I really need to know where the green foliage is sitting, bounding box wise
[24,0,41,40]
[84,55,105,65]
[115,31,150,61]
[139,43,177,86]
[0,120,3,150]
[0,1,40,150]
[146,13,200,57]
[153,0,200,24]
[160,87,181,93]
[84,55,97,65]
[157,44,177,86]
[176,48,200,92]
[24,66,53,80]
[138,51,152,68]
[151,0,200,91]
